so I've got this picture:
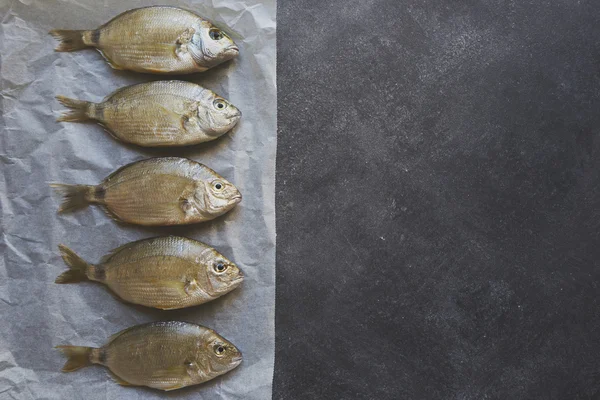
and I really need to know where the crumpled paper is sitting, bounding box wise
[0,0,276,398]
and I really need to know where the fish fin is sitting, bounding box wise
[99,200,170,226]
[50,184,95,213]
[101,158,194,185]
[108,370,134,387]
[144,66,172,74]
[151,281,190,310]
[97,123,124,144]
[102,88,129,104]
[102,160,145,183]
[99,6,143,26]
[101,285,135,307]
[56,96,93,122]
[56,345,94,372]
[99,241,138,264]
[99,204,127,225]
[184,278,198,296]
[163,384,186,392]
[99,236,184,265]
[56,244,91,283]
[181,113,203,136]
[134,101,186,132]
[49,29,90,52]
[95,49,124,70]
[106,325,140,343]
[106,322,168,344]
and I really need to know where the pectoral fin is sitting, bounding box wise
[179,186,198,218]
[184,278,198,295]
[181,115,198,133]
[180,197,193,214]
[153,279,189,310]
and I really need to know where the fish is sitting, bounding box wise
[51,157,241,226]
[49,6,239,74]
[55,236,244,310]
[56,81,242,147]
[57,321,242,391]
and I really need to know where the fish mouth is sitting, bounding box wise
[229,195,242,205]
[225,113,242,124]
[231,355,243,365]
[230,274,244,285]
[227,110,242,119]
[224,46,239,57]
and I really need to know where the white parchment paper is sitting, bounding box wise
[0,0,276,398]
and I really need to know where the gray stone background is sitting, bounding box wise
[275,1,600,399]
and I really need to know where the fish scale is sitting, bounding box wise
[51,157,244,226]
[56,81,241,147]
[55,236,243,310]
[50,6,239,74]
[56,322,242,390]
[49,6,244,392]
[96,8,217,73]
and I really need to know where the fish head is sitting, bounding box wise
[202,331,243,376]
[197,176,242,216]
[199,248,244,296]
[190,21,239,69]
[197,90,242,137]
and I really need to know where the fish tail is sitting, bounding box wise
[56,345,97,372]
[49,29,93,52]
[56,96,96,122]
[56,244,92,283]
[50,183,97,213]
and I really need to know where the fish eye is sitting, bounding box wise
[213,181,224,191]
[214,344,226,355]
[213,99,228,111]
[214,262,228,273]
[209,28,224,41]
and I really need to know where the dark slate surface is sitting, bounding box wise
[274,1,600,399]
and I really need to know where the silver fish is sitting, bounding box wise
[51,157,242,226]
[56,81,242,147]
[57,321,242,391]
[56,236,244,310]
[50,6,239,74]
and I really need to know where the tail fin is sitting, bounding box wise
[49,29,89,52]
[56,244,90,284]
[56,96,93,122]
[50,184,95,213]
[56,346,93,372]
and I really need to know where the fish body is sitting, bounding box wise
[50,6,239,74]
[56,236,243,310]
[57,321,242,391]
[56,81,241,147]
[51,157,242,226]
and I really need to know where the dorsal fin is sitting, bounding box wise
[107,325,137,343]
[99,238,159,264]
[101,157,195,186]
[100,85,131,102]
[98,6,199,30]
[100,236,205,266]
